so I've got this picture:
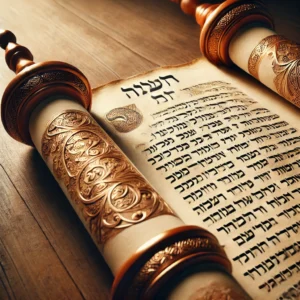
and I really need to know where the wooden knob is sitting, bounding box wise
[181,0,201,16]
[0,29,92,145]
[0,29,34,73]
[195,3,220,27]
[169,0,222,17]
[5,42,35,73]
[0,29,16,49]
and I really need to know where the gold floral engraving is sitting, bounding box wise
[248,35,285,80]
[42,110,175,245]
[130,237,220,298]
[106,104,143,133]
[248,35,300,107]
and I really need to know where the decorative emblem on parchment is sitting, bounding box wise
[42,110,174,245]
[106,104,143,133]
[248,35,300,107]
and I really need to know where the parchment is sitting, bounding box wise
[91,59,300,300]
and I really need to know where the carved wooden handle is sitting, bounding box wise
[0,30,92,145]
[168,1,274,64]
[169,1,300,107]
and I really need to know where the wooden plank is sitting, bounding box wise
[56,0,201,70]
[0,165,85,299]
[0,237,27,300]
[0,0,157,89]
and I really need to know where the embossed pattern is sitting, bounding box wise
[42,110,175,245]
[248,35,285,79]
[130,237,219,298]
[106,104,143,133]
[248,35,300,107]
[206,3,258,64]
[2,69,90,144]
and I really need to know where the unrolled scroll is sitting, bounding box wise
[0,29,249,299]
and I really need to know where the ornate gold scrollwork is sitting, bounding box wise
[42,110,175,245]
[248,35,300,108]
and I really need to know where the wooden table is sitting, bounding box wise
[0,1,299,299]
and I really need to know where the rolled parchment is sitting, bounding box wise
[170,0,300,108]
[0,30,249,299]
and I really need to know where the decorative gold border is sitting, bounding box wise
[206,3,257,64]
[41,110,175,245]
[111,226,231,299]
[131,237,218,298]
[200,0,274,65]
[1,62,92,145]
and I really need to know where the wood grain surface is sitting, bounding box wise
[0,1,299,299]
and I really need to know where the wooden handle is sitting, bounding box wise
[168,1,274,65]
[0,29,92,145]
[0,29,35,73]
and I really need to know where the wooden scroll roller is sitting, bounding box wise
[170,0,300,108]
[0,30,241,299]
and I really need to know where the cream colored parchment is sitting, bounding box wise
[91,58,300,300]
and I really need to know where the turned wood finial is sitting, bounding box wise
[180,0,203,16]
[195,3,221,27]
[0,29,35,74]
[169,0,221,18]
[0,29,92,146]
